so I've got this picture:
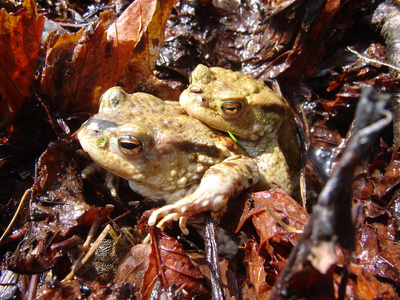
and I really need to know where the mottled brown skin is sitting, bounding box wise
[77,87,261,233]
[180,65,300,195]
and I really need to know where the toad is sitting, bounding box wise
[77,87,261,233]
[180,65,300,195]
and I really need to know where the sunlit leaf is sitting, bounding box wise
[237,189,308,250]
[114,0,179,91]
[40,0,178,115]
[0,0,44,128]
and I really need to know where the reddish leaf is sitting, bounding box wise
[355,222,400,285]
[0,0,44,127]
[377,147,400,198]
[113,243,152,293]
[37,279,82,300]
[242,241,272,299]
[37,278,107,300]
[40,13,115,114]
[141,228,210,299]
[360,145,400,206]
[237,189,308,249]
[40,0,177,115]
[350,265,398,299]
[114,229,209,299]
[114,0,179,91]
[192,252,242,299]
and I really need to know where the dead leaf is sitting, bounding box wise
[141,228,210,299]
[114,0,179,91]
[40,0,178,116]
[40,12,115,114]
[242,241,272,299]
[350,264,398,299]
[7,139,114,274]
[113,243,151,293]
[237,189,308,250]
[0,0,44,128]
[37,279,82,300]
[355,222,400,286]
[191,252,241,299]
[37,278,107,300]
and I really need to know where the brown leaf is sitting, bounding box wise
[37,278,107,300]
[31,139,95,236]
[40,0,177,115]
[115,0,179,91]
[355,222,400,285]
[113,243,151,292]
[242,241,272,299]
[0,0,44,128]
[141,228,210,299]
[114,229,209,299]
[350,264,398,299]
[237,189,308,249]
[192,252,241,299]
[40,12,115,114]
[377,147,400,199]
[37,279,82,300]
[7,139,114,274]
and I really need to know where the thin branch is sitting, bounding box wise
[0,189,31,245]
[62,213,101,281]
[347,47,400,72]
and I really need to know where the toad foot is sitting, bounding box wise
[148,155,261,234]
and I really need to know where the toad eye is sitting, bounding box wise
[221,102,243,118]
[118,136,144,155]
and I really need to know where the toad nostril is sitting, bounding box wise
[196,95,207,104]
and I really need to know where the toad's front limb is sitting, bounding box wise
[148,155,261,234]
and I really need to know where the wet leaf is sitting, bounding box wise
[1,1,400,298]
[7,140,113,274]
[242,241,272,299]
[350,264,398,299]
[141,228,210,299]
[355,222,400,286]
[114,229,209,299]
[230,191,310,298]
[40,0,177,115]
[0,0,44,128]
[191,251,241,299]
[237,189,308,250]
[37,278,108,300]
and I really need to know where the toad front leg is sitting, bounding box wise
[148,155,261,234]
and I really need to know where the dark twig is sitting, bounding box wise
[269,88,392,299]
[204,212,225,300]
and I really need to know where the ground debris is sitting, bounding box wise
[1,1,400,299]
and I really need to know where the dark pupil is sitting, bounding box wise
[223,103,241,112]
[121,141,139,150]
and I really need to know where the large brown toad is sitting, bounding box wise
[77,87,261,233]
[180,65,300,195]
